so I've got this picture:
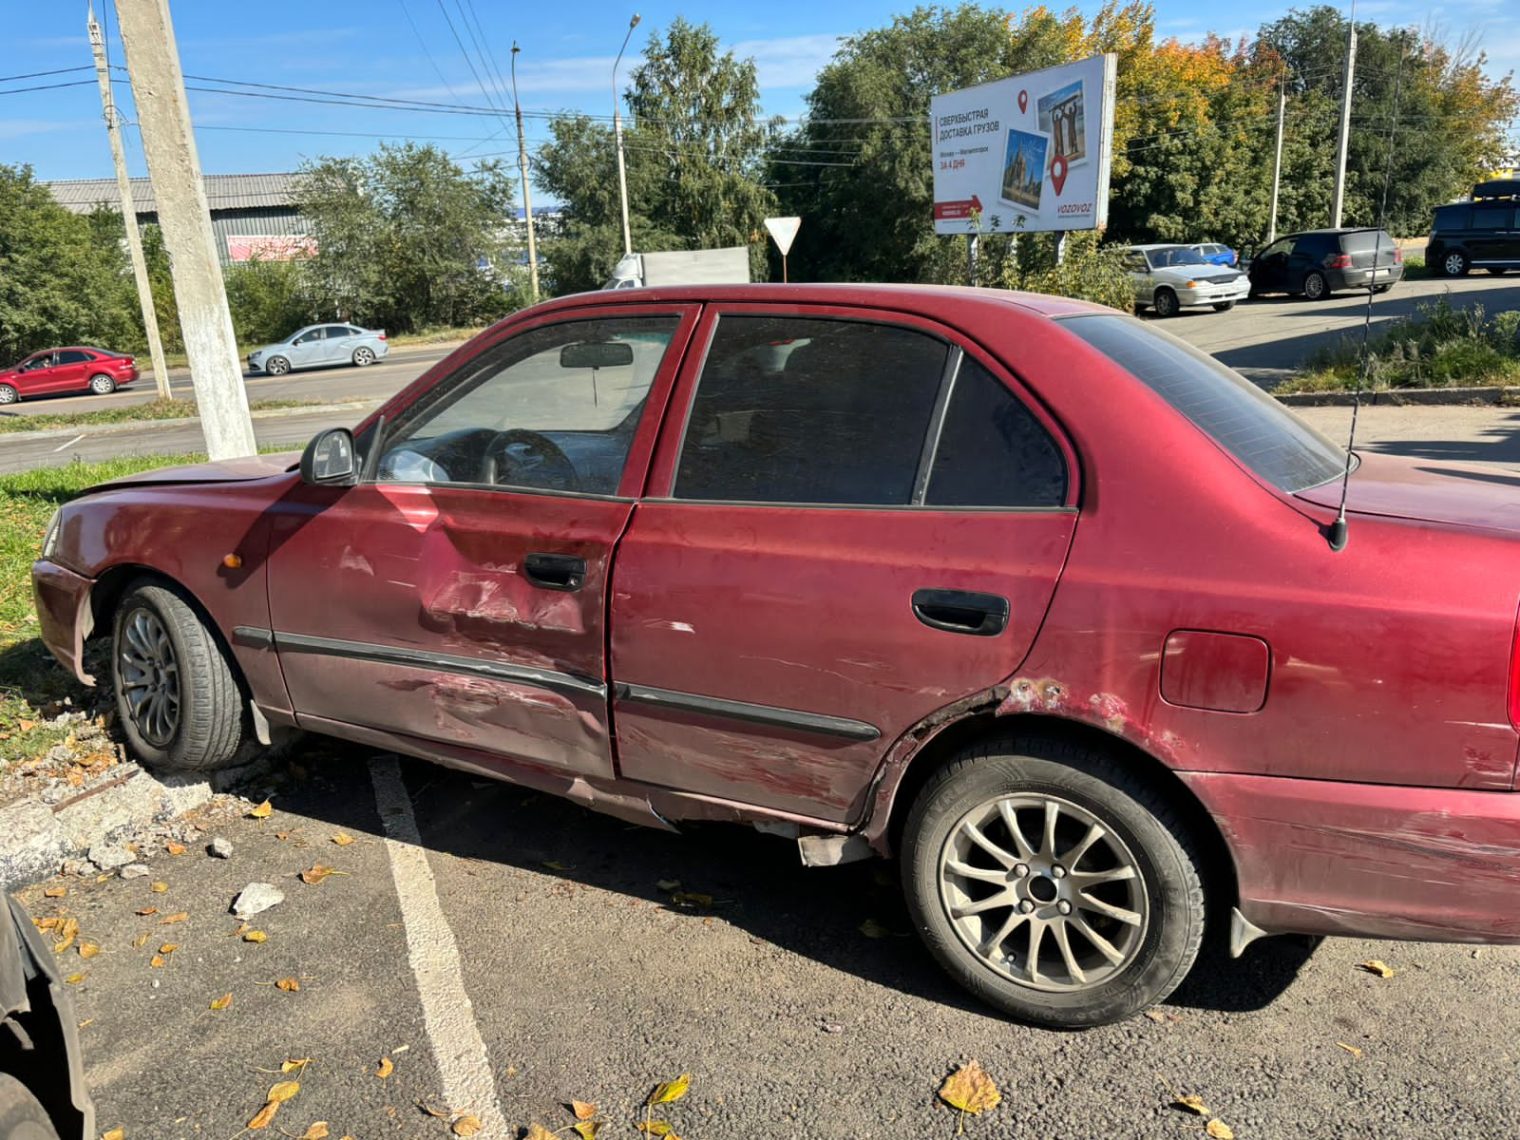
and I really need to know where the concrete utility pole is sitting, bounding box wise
[113,0,255,459]
[1330,7,1358,228]
[612,13,641,258]
[1268,72,1287,243]
[87,3,171,400]
[509,43,540,304]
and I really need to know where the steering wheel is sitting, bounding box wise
[481,429,579,492]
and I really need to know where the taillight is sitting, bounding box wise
[1509,608,1520,730]
[1326,253,1352,269]
[378,331,387,341]
[1393,248,1403,264]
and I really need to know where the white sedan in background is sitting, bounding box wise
[1121,244,1251,318]
[247,323,388,376]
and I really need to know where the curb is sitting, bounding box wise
[1274,386,1519,407]
[0,401,373,445]
[0,755,272,893]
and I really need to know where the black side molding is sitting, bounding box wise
[615,682,880,742]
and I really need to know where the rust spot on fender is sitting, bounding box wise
[997,677,1068,715]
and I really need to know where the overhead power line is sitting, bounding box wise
[0,65,93,83]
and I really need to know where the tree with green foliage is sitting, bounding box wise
[297,143,520,332]
[535,18,776,294]
[223,257,316,346]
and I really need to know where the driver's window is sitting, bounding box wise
[294,330,321,345]
[376,315,680,495]
[1260,241,1288,260]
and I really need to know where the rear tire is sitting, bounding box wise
[0,384,17,406]
[1373,283,1393,294]
[1487,267,1510,276]
[352,346,375,367]
[1442,251,1470,277]
[112,580,250,772]
[1152,288,1180,319]
[88,373,116,395]
[1302,271,1329,300]
[900,735,1206,1028]
[0,1073,60,1140]
[264,355,291,376]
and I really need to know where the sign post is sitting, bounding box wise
[930,54,1117,242]
[764,216,802,283]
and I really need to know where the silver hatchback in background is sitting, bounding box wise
[1121,244,1251,318]
[247,323,388,376]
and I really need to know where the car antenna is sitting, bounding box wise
[1327,33,1406,552]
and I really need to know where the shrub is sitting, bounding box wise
[994,230,1134,314]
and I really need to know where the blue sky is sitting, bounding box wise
[3,0,1517,188]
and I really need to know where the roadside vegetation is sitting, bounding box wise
[0,398,321,434]
[1290,297,1520,392]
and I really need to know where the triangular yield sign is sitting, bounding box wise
[764,216,801,256]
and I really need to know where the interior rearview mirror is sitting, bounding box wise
[560,341,634,369]
[300,427,357,485]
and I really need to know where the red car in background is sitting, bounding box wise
[0,347,139,405]
[29,284,1520,1028]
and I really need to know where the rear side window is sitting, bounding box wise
[1291,235,1327,256]
[1341,230,1394,253]
[1471,207,1515,230]
[674,316,947,505]
[1059,313,1346,493]
[1434,205,1470,230]
[925,358,1066,507]
[55,351,90,365]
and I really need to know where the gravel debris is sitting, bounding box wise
[207,837,233,859]
[231,882,284,918]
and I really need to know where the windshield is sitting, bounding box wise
[1058,313,1349,493]
[1146,247,1210,269]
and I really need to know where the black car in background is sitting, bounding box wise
[1427,180,1520,277]
[1246,227,1403,300]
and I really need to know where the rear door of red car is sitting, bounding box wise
[50,350,93,393]
[263,304,698,781]
[608,304,1079,824]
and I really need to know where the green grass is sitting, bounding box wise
[388,324,487,348]
[0,398,321,434]
[0,454,207,763]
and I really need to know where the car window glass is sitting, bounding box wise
[1259,240,1288,259]
[1341,230,1392,253]
[1059,313,1347,494]
[377,316,679,495]
[55,351,90,365]
[323,325,352,338]
[925,357,1066,508]
[22,355,50,371]
[293,329,321,344]
[1434,206,1469,230]
[674,316,946,505]
[1472,207,1513,230]
[1124,251,1148,271]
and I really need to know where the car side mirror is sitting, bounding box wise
[300,427,358,486]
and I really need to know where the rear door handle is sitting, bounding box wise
[524,552,586,591]
[911,588,1009,637]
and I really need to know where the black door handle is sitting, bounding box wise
[524,552,586,591]
[911,588,1009,637]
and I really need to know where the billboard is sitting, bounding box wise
[225,234,316,263]
[930,54,1117,236]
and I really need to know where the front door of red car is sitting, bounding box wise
[264,307,697,780]
[15,352,61,395]
[609,307,1079,823]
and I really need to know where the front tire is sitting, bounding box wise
[112,581,249,772]
[88,373,116,395]
[352,346,375,367]
[264,355,291,376]
[900,736,1205,1028]
[1442,251,1470,277]
[0,384,17,406]
[1302,271,1329,300]
[0,1073,60,1140]
[1152,288,1180,319]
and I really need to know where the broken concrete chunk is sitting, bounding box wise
[119,863,150,879]
[231,882,284,918]
[87,843,134,871]
[207,837,233,860]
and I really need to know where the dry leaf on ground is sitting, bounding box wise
[166,841,187,856]
[135,907,157,916]
[300,864,342,885]
[276,977,301,993]
[64,972,85,985]
[1336,1041,1364,1058]
[331,833,355,846]
[267,1080,300,1104]
[939,1060,1002,1116]
[248,800,274,819]
[1174,1095,1210,1116]
[636,1123,674,1137]
[1206,1120,1235,1139]
[669,891,712,908]
[300,1123,330,1140]
[78,942,99,959]
[158,943,178,955]
[244,930,268,943]
[248,1101,280,1130]
[282,1058,313,1074]
[524,1125,556,1140]
[452,1115,482,1136]
[150,882,168,893]
[375,1056,394,1079]
[101,1129,124,1140]
[646,1073,691,1106]
[570,1101,597,1120]
[149,955,165,969]
[130,933,149,949]
[574,1123,600,1140]
[858,918,891,939]
[210,993,233,1011]
[43,886,66,898]
[542,860,572,871]
[1359,959,1395,979]
[160,912,188,925]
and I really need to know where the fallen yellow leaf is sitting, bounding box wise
[542,860,572,871]
[375,1056,394,1079]
[135,907,158,916]
[331,833,355,846]
[1174,1095,1210,1116]
[300,1123,331,1140]
[166,841,187,856]
[300,864,340,885]
[571,1100,597,1121]
[150,882,168,893]
[244,930,268,943]
[160,912,188,925]
[636,1123,674,1137]
[210,992,233,1011]
[43,885,67,898]
[17,718,36,731]
[248,1101,280,1131]
[276,977,301,993]
[1360,959,1395,979]
[452,1115,482,1136]
[858,918,891,939]
[35,917,59,932]
[267,1080,300,1104]
[102,1128,124,1140]
[78,942,100,959]
[646,1073,691,1106]
[573,1123,600,1140]
[281,1058,313,1074]
[131,933,149,949]
[248,800,274,819]
[1336,1041,1364,1058]
[1206,1120,1236,1140]
[938,1060,1001,1116]
[524,1125,556,1140]
[669,891,712,908]
[149,955,165,969]
[64,972,85,985]
[158,943,179,955]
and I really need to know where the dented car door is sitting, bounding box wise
[263,307,697,779]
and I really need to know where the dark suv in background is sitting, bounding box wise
[1246,228,1403,300]
[1427,180,1520,277]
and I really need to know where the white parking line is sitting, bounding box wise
[370,755,510,1135]
[53,433,86,452]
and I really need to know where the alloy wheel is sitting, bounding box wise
[117,607,181,748]
[0,385,16,405]
[353,347,375,366]
[266,356,290,376]
[1304,272,1326,300]
[938,792,1149,992]
[89,374,115,394]
[1444,253,1468,277]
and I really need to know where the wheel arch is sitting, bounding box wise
[873,709,1240,915]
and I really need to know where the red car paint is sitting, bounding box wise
[30,283,1520,950]
[0,347,138,402]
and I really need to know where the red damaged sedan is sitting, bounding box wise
[0,347,139,404]
[30,284,1520,1027]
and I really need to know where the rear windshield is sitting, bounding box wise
[1340,229,1394,252]
[1059,314,1347,493]
[1434,205,1469,230]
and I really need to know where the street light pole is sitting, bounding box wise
[1268,71,1287,244]
[510,43,540,303]
[612,13,640,258]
